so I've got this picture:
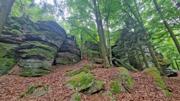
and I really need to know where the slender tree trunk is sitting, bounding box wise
[153,0,180,54]
[105,0,112,66]
[0,0,15,34]
[147,44,162,72]
[105,20,113,66]
[92,0,110,67]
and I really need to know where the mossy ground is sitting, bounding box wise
[144,67,171,96]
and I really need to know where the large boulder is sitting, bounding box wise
[0,16,80,76]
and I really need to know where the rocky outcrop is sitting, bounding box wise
[0,17,81,76]
[55,37,81,65]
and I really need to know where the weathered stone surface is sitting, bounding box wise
[55,37,81,65]
[0,17,80,76]
[59,37,81,56]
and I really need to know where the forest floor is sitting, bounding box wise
[0,60,180,101]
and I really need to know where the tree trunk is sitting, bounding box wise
[153,0,180,54]
[105,20,113,66]
[92,0,110,67]
[0,0,15,34]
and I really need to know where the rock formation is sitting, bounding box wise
[0,16,81,76]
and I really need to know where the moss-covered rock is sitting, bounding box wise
[118,67,134,90]
[110,80,121,94]
[84,80,104,95]
[144,67,171,96]
[0,16,81,76]
[18,59,51,69]
[0,42,17,75]
[56,52,80,65]
[20,68,50,77]
[19,48,56,60]
[67,72,94,91]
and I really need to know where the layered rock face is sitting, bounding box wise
[55,36,81,65]
[0,17,80,76]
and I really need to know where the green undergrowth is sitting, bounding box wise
[20,84,49,98]
[144,67,171,96]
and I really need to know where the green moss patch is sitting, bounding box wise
[144,67,171,96]
[110,80,121,94]
[118,67,134,90]
[67,72,94,91]
[109,67,134,94]
[20,48,55,60]
[67,68,104,97]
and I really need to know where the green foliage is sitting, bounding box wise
[11,0,55,21]
[110,80,121,94]
[67,72,94,91]
[144,67,171,96]
[20,68,50,77]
